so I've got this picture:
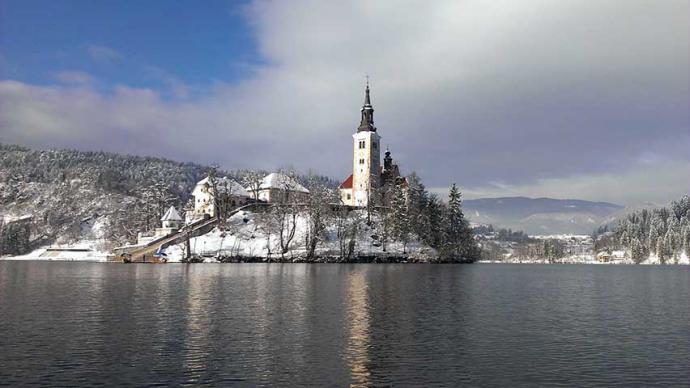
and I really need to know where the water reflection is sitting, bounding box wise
[1,262,689,386]
[182,266,212,382]
[345,269,371,386]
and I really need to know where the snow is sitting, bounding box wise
[531,234,592,240]
[252,173,309,193]
[2,214,32,223]
[481,249,690,265]
[161,206,182,221]
[2,240,110,262]
[640,252,689,265]
[1,214,111,262]
[217,177,250,196]
[194,176,250,197]
[161,209,433,262]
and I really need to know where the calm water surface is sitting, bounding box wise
[0,262,688,387]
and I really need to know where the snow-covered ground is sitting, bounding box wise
[2,245,110,262]
[4,209,688,265]
[162,210,435,262]
[479,251,689,265]
[1,215,111,262]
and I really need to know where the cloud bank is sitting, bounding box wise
[1,0,688,205]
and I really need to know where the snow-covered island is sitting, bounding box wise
[1,85,483,264]
[1,83,688,265]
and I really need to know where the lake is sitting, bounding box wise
[0,261,688,386]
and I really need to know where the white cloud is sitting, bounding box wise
[86,44,123,63]
[1,0,688,205]
[54,71,94,86]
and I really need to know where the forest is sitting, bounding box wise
[0,144,479,262]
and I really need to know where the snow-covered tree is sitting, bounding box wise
[612,195,690,263]
[304,173,336,261]
[440,184,479,262]
[390,181,411,253]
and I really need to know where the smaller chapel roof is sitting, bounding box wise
[193,176,250,197]
[339,174,353,189]
[216,177,250,197]
[251,173,309,193]
[161,206,182,222]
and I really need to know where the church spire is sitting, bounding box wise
[364,76,371,105]
[358,78,376,132]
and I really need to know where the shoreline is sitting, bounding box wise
[2,256,689,266]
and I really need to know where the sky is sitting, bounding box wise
[0,0,688,206]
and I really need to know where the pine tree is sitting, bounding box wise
[424,194,444,250]
[441,184,479,262]
[630,237,646,264]
[405,173,427,237]
[390,181,411,253]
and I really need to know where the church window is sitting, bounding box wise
[347,194,351,200]
[358,140,366,149]
[359,158,365,164]
[373,142,377,149]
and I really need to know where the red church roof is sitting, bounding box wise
[339,174,353,189]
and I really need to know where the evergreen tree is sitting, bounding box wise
[390,181,411,253]
[405,172,427,237]
[630,237,647,264]
[441,184,479,262]
[423,194,444,250]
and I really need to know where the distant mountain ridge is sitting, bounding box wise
[463,197,624,235]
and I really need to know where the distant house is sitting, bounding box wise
[596,251,611,263]
[597,250,627,263]
[185,176,251,223]
[245,172,310,203]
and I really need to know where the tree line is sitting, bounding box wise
[0,144,334,254]
[611,195,690,264]
[211,170,480,263]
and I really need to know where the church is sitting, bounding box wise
[339,82,405,207]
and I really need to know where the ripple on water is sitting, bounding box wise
[0,262,688,386]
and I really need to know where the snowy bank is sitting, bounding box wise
[161,210,436,263]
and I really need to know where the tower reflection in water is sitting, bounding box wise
[345,269,371,387]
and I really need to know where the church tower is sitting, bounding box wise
[350,81,381,206]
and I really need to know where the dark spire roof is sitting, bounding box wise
[358,79,376,132]
[364,77,371,106]
[383,147,393,171]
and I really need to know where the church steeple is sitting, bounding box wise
[344,79,382,207]
[358,79,376,132]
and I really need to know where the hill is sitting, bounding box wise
[463,197,624,235]
[0,144,335,255]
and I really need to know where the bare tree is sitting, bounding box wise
[242,171,265,202]
[334,203,351,260]
[272,169,301,259]
[346,211,364,260]
[334,205,363,261]
[214,177,238,225]
[304,173,336,261]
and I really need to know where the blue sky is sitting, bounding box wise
[0,1,688,205]
[1,0,258,95]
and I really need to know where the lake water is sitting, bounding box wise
[0,262,688,387]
